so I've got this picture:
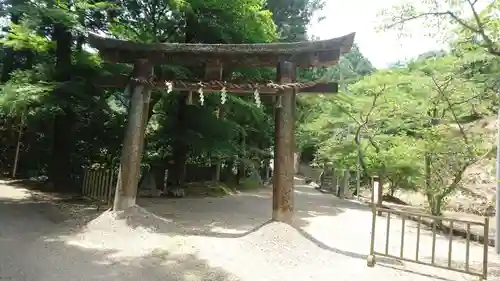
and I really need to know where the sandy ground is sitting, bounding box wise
[301,162,497,242]
[0,180,499,281]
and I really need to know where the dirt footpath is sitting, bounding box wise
[0,181,498,281]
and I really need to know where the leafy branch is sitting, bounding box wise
[381,0,500,56]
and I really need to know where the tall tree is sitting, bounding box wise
[266,0,324,41]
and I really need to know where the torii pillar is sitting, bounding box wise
[113,59,154,211]
[272,60,296,222]
[86,31,356,215]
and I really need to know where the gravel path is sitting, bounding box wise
[0,181,499,281]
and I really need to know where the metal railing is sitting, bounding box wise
[82,167,115,206]
[367,205,490,280]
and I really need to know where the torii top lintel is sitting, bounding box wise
[88,32,355,68]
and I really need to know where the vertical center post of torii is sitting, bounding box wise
[272,60,296,223]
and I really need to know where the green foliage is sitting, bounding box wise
[1,23,53,52]
[0,68,54,115]
[266,0,324,41]
[378,0,500,57]
[1,0,494,217]
[301,44,498,215]
[295,44,375,154]
[109,0,277,43]
[0,0,337,195]
[0,0,306,189]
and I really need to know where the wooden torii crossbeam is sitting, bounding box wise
[95,75,339,95]
[88,32,355,222]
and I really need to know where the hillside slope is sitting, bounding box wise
[397,116,497,216]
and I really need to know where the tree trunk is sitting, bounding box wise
[212,106,224,183]
[425,153,431,191]
[376,174,384,216]
[171,94,188,187]
[48,18,75,191]
[50,112,75,190]
[431,196,443,216]
[431,196,444,228]
[11,113,24,179]
[204,62,223,182]
[169,12,197,188]
[214,161,222,182]
[1,47,15,83]
[153,163,167,191]
[22,50,34,70]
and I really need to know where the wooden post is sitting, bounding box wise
[272,60,296,222]
[339,169,349,199]
[293,152,300,174]
[138,69,153,161]
[372,176,383,216]
[113,59,153,211]
[367,175,378,267]
[331,168,338,193]
[137,69,154,196]
[11,112,24,179]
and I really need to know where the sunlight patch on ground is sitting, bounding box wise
[209,226,247,234]
[0,182,32,200]
[6,182,494,281]
[294,189,326,196]
[45,217,196,262]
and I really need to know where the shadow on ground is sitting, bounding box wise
[126,185,402,266]
[27,239,239,281]
[4,178,80,196]
[136,184,368,237]
[0,184,238,281]
[6,180,493,281]
[0,180,396,266]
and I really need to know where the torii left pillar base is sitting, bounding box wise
[113,59,153,211]
[272,60,296,223]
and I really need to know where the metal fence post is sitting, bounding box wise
[367,176,378,267]
[483,217,489,280]
[368,206,489,278]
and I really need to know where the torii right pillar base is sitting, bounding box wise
[272,60,296,223]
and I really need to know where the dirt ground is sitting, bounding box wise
[1,179,498,281]
[386,158,497,217]
[300,153,498,242]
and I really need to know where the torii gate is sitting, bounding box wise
[88,32,355,222]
